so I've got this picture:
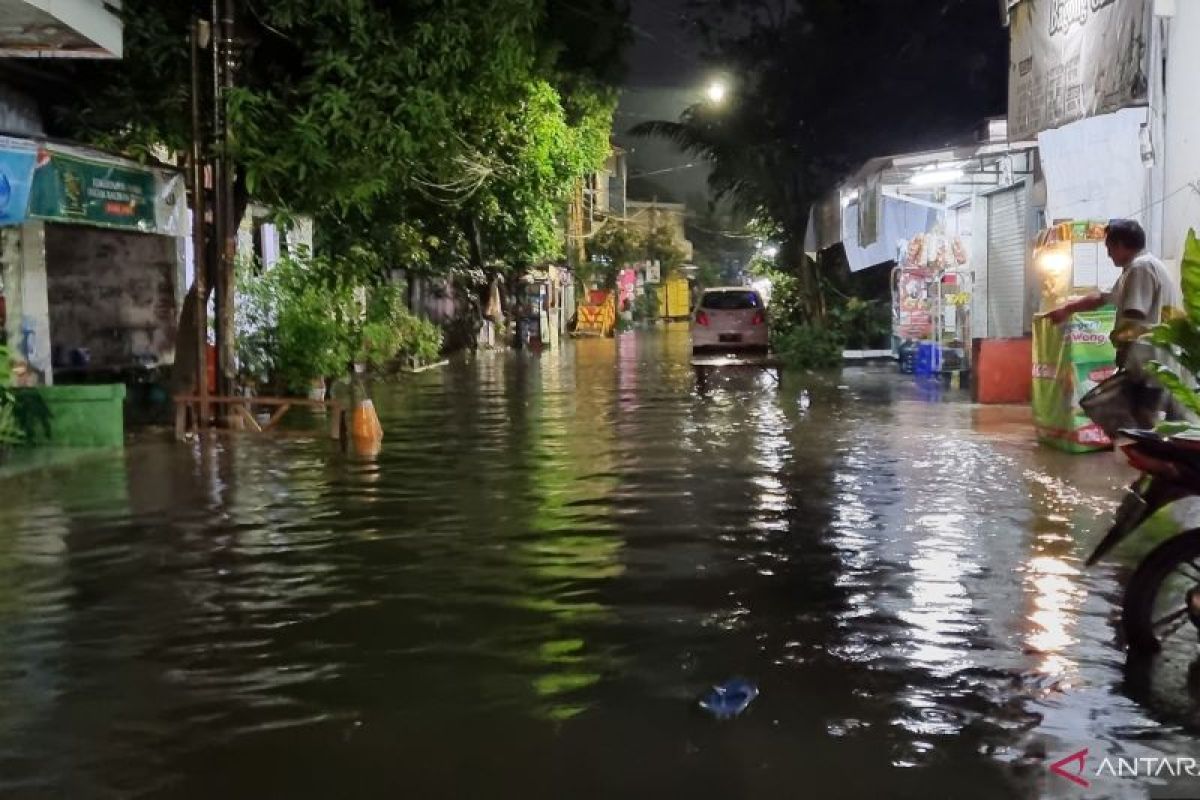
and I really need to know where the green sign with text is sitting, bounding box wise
[29,152,156,232]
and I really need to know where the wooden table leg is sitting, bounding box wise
[174,402,187,441]
[236,403,263,433]
[262,404,290,431]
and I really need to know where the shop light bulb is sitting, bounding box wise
[910,168,964,187]
[1038,250,1071,273]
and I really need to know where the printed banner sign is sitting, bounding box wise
[1008,0,1151,140]
[153,171,188,237]
[29,150,158,232]
[1032,308,1117,453]
[895,265,934,340]
[0,136,37,227]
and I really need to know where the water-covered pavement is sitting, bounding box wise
[3,327,1200,798]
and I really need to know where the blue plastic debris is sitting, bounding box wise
[699,679,759,719]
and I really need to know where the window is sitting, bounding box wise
[701,290,761,310]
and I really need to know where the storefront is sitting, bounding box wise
[0,139,187,391]
[1008,0,1200,283]
[819,121,1037,388]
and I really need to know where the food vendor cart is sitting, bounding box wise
[1031,220,1121,452]
[892,231,972,376]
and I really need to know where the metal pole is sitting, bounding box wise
[219,0,237,402]
[210,0,238,408]
[209,0,226,416]
[190,16,210,427]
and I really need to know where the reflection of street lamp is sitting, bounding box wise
[705,80,728,105]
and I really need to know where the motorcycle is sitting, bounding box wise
[1087,429,1200,652]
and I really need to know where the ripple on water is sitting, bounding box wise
[0,345,1189,798]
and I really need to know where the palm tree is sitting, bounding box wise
[631,0,1009,326]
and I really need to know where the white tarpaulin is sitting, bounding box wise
[1037,106,1150,224]
[1008,0,1150,140]
[841,197,938,273]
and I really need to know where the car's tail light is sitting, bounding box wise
[751,311,765,326]
[696,311,710,326]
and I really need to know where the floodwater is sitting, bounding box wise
[3,327,1200,798]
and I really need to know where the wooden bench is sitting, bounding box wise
[174,395,345,441]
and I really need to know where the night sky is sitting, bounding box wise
[616,0,711,205]
[625,0,703,88]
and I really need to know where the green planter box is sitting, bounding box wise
[15,384,127,448]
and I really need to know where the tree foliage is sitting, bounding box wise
[584,222,687,288]
[635,0,1007,320]
[42,0,628,275]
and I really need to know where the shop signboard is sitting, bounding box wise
[0,136,37,227]
[29,150,157,232]
[1008,0,1150,140]
[1032,307,1117,453]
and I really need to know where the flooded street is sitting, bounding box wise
[4,327,1200,798]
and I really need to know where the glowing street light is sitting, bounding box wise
[706,80,728,105]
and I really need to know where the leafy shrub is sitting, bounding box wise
[361,283,443,368]
[0,345,19,448]
[0,347,50,449]
[235,254,356,394]
[236,256,443,392]
[772,324,845,370]
[830,296,891,350]
[632,287,659,322]
[274,278,355,393]
[1149,229,1200,422]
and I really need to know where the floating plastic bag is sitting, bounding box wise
[699,679,758,719]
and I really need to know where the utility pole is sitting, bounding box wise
[211,0,238,406]
[189,15,210,426]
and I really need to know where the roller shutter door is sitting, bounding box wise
[986,185,1028,338]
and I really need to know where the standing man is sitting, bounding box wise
[1041,219,1184,427]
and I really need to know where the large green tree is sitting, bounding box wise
[44,0,628,263]
[36,0,627,375]
[635,0,1006,322]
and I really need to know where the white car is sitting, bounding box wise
[691,287,769,354]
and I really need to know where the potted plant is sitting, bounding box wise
[0,345,23,460]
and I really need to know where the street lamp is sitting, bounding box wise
[705,80,728,105]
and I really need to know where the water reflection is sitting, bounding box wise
[0,330,1195,797]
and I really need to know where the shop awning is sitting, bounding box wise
[814,119,1038,267]
[0,0,122,59]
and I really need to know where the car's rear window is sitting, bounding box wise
[701,291,761,310]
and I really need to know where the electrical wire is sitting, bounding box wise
[1120,178,1200,221]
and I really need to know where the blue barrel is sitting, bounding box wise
[915,342,942,375]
